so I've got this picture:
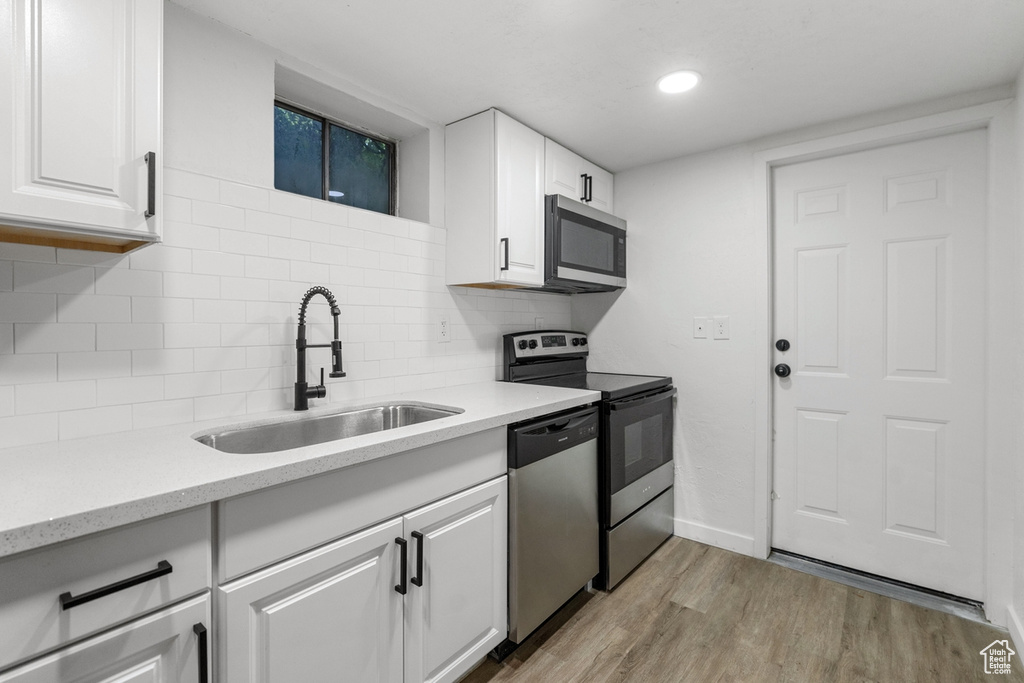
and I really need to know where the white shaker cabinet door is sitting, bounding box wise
[219,517,404,683]
[403,476,507,683]
[0,595,209,683]
[0,0,162,249]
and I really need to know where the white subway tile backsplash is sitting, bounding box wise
[97,375,164,406]
[15,323,95,353]
[16,379,95,414]
[0,168,572,444]
[0,243,56,263]
[132,348,194,376]
[59,351,131,381]
[0,292,56,323]
[14,262,94,294]
[95,267,163,297]
[0,413,57,448]
[164,323,221,349]
[195,346,247,372]
[132,297,194,324]
[220,180,269,211]
[58,294,131,323]
[193,250,244,277]
[59,405,133,440]
[133,398,193,429]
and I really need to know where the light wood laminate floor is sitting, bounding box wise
[464,537,1024,683]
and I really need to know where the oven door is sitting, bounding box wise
[603,386,676,526]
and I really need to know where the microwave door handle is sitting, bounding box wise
[608,387,677,411]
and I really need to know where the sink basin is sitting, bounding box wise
[193,403,463,454]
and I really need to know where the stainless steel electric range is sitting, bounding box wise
[503,330,676,590]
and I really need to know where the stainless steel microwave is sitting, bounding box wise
[544,194,626,293]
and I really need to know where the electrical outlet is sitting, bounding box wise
[438,313,450,343]
[713,315,730,340]
[693,317,709,339]
[535,317,545,330]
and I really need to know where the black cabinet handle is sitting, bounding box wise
[59,560,172,610]
[411,531,424,587]
[193,623,208,683]
[580,173,588,202]
[586,174,594,202]
[144,151,156,218]
[395,537,408,595]
[499,237,509,271]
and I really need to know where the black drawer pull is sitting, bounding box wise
[144,151,156,218]
[411,531,424,587]
[395,537,408,595]
[193,623,209,683]
[59,560,173,610]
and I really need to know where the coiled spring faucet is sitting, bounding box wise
[295,286,345,411]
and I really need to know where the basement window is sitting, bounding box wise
[274,101,396,215]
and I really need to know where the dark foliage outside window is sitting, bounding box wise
[274,102,395,215]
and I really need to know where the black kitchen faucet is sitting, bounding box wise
[294,286,345,411]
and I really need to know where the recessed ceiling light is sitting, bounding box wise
[657,70,701,94]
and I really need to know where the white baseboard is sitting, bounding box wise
[1009,605,1024,660]
[673,517,755,556]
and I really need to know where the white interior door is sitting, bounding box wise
[771,129,987,600]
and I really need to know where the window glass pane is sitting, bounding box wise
[274,105,323,199]
[328,124,392,214]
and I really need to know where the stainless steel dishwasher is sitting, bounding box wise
[501,404,600,653]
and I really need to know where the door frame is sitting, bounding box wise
[751,99,1016,624]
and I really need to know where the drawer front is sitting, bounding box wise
[219,427,505,582]
[0,506,211,670]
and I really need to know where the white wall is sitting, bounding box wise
[1011,62,1024,658]
[0,6,570,449]
[575,91,1024,625]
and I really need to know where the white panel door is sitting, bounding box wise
[771,129,987,599]
[219,518,403,683]
[404,476,507,683]
[0,595,208,683]
[0,0,161,238]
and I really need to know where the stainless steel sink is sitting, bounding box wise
[193,403,463,454]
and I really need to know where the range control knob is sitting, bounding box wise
[580,338,588,346]
[528,339,538,349]
[517,340,528,350]
[572,337,581,346]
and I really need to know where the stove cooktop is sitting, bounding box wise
[522,371,671,402]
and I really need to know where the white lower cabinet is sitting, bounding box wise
[0,595,210,683]
[219,476,508,683]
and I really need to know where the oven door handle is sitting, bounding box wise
[608,387,676,411]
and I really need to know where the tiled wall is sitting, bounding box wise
[0,168,571,449]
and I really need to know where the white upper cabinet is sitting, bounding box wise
[0,0,162,253]
[544,138,614,214]
[445,109,545,287]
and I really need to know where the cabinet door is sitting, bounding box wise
[545,139,585,202]
[582,163,614,214]
[0,595,209,683]
[494,112,544,286]
[404,476,507,683]
[0,0,161,245]
[219,518,403,683]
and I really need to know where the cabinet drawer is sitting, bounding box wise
[0,506,211,670]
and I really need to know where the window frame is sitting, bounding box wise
[274,99,398,215]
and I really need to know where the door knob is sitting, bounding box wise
[774,363,791,378]
[775,339,790,352]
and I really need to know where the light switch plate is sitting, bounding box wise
[693,317,709,339]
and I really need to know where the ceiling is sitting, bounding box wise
[171,0,1024,173]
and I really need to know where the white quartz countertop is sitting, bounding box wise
[0,381,599,559]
